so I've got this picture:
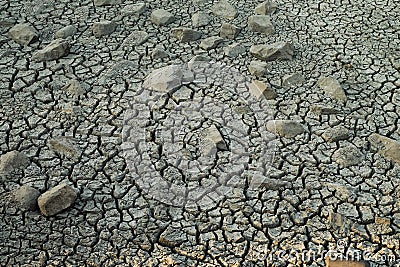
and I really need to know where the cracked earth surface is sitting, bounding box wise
[1,0,400,266]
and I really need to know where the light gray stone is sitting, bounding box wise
[143,65,194,92]
[310,105,342,115]
[151,9,174,26]
[248,60,269,76]
[188,55,211,68]
[121,3,146,15]
[171,28,201,43]
[317,76,347,101]
[266,120,305,138]
[322,126,350,142]
[248,15,274,34]
[211,0,237,20]
[92,20,116,37]
[219,23,240,39]
[282,73,305,87]
[332,145,363,167]
[369,134,400,164]
[202,125,228,153]
[192,12,210,27]
[247,80,276,100]
[54,25,77,39]
[62,79,89,96]
[199,36,223,50]
[250,42,294,61]
[94,0,117,6]
[0,151,30,174]
[151,47,170,59]
[255,1,277,15]
[8,24,38,45]
[38,183,77,216]
[11,186,40,211]
[223,43,246,58]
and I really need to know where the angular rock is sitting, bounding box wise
[255,1,277,15]
[192,12,210,27]
[11,186,40,211]
[266,120,305,138]
[224,43,246,58]
[188,55,211,68]
[248,15,274,35]
[211,0,237,20]
[332,145,363,167]
[317,77,347,101]
[32,39,70,62]
[143,65,194,92]
[0,151,30,174]
[8,24,38,45]
[121,3,146,15]
[122,31,148,47]
[151,9,174,26]
[248,60,269,76]
[250,42,294,61]
[368,133,400,164]
[54,25,77,39]
[92,20,116,37]
[171,28,201,43]
[310,105,342,115]
[94,0,117,6]
[219,23,240,39]
[322,126,350,142]
[151,47,170,59]
[48,138,80,159]
[199,36,223,50]
[37,183,77,216]
[62,79,89,96]
[203,125,228,151]
[282,73,305,87]
[248,80,276,100]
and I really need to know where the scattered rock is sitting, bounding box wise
[266,120,305,138]
[224,43,246,58]
[151,47,170,59]
[62,79,89,96]
[250,42,294,61]
[143,65,194,92]
[92,20,116,37]
[37,183,77,216]
[199,36,223,50]
[255,1,277,15]
[219,23,240,39]
[202,125,228,152]
[48,138,80,159]
[122,31,149,47]
[159,224,187,247]
[94,0,117,6]
[211,0,237,20]
[322,126,350,142]
[325,258,368,267]
[11,186,40,211]
[248,15,274,35]
[188,55,211,68]
[248,80,276,100]
[332,145,363,167]
[151,9,174,26]
[8,24,38,45]
[32,39,70,62]
[248,61,269,76]
[192,12,210,27]
[282,73,305,87]
[310,105,342,115]
[121,3,146,15]
[317,77,347,101]
[171,28,202,42]
[54,25,77,39]
[0,151,30,175]
[368,133,400,164]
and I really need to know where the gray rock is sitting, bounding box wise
[223,43,246,58]
[143,65,194,92]
[151,9,174,26]
[369,133,400,164]
[94,0,117,6]
[48,137,80,159]
[11,186,40,211]
[151,47,170,59]
[202,125,228,153]
[317,77,347,101]
[247,80,276,100]
[8,24,38,45]
[92,20,116,37]
[32,39,70,62]
[199,36,223,50]
[248,15,274,35]
[248,60,269,76]
[219,23,240,39]
[266,120,305,138]
[310,105,342,115]
[282,73,305,87]
[188,55,211,68]
[255,1,277,15]
[171,28,202,43]
[250,41,294,61]
[211,0,237,20]
[62,79,89,96]
[37,183,77,216]
[322,126,350,142]
[332,145,363,167]
[122,31,149,46]
[121,3,146,15]
[54,25,77,39]
[0,151,30,174]
[192,12,210,27]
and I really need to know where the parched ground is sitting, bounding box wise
[1,0,400,266]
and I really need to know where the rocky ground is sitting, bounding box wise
[1,0,400,266]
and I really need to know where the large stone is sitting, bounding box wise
[248,61,269,77]
[151,47,170,59]
[248,15,274,35]
[223,43,246,58]
[219,23,240,39]
[8,24,38,45]
[32,39,70,62]
[192,12,210,27]
[122,31,149,47]
[250,42,294,61]
[248,80,276,100]
[369,133,400,164]
[202,125,228,151]
[171,28,202,42]
[322,126,350,142]
[143,65,194,92]
[54,25,77,39]
[332,145,363,167]
[92,20,116,37]
[151,9,174,26]
[121,3,146,15]
[94,0,117,6]
[282,73,305,87]
[266,120,305,138]
[317,77,347,101]
[0,151,30,174]
[199,36,223,50]
[211,0,237,20]
[37,183,77,216]
[255,1,277,15]
[11,186,40,211]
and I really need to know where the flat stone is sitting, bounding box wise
[54,25,77,39]
[37,183,77,216]
[332,145,363,167]
[322,126,350,142]
[282,73,305,87]
[11,186,40,211]
[219,23,240,39]
[32,39,70,62]
[250,42,294,61]
[151,9,174,26]
[92,20,116,37]
[48,138,80,159]
[266,120,305,138]
[94,0,117,6]
[199,36,223,50]
[255,1,277,15]
[211,0,237,20]
[0,151,30,174]
[121,3,146,15]
[368,133,400,164]
[62,79,89,96]
[248,80,276,100]
[192,12,210,27]
[248,61,269,76]
[202,125,228,151]
[171,28,202,43]
[317,77,347,101]
[8,24,38,45]
[248,15,274,35]
[223,43,246,58]
[143,65,194,92]
[188,55,211,68]
[122,31,149,46]
[151,47,170,59]
[310,105,342,115]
